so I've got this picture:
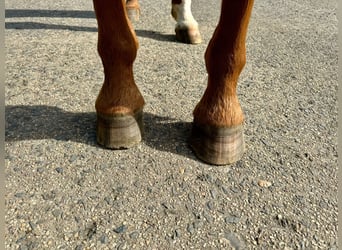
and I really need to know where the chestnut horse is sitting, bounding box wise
[93,0,254,165]
[126,0,202,44]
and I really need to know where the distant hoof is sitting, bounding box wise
[189,123,245,165]
[175,26,202,44]
[126,7,140,22]
[96,109,143,149]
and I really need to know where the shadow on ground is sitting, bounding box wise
[5,9,95,18]
[5,105,195,159]
[5,9,177,42]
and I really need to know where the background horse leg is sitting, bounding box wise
[93,0,145,149]
[126,0,140,21]
[190,0,254,165]
[171,0,202,44]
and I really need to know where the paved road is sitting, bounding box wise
[5,0,338,249]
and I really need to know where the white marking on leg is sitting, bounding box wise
[172,0,198,29]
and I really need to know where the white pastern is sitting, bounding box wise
[172,0,198,29]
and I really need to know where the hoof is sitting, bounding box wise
[126,7,140,22]
[96,109,143,149]
[189,123,245,165]
[175,26,202,44]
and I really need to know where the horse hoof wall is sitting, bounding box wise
[189,123,245,165]
[96,110,143,149]
[175,27,202,44]
[126,8,140,22]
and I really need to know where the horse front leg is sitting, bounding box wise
[171,0,202,44]
[190,0,254,165]
[93,0,145,149]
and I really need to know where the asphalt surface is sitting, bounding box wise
[5,0,338,249]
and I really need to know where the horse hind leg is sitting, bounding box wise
[171,0,202,44]
[126,0,140,22]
